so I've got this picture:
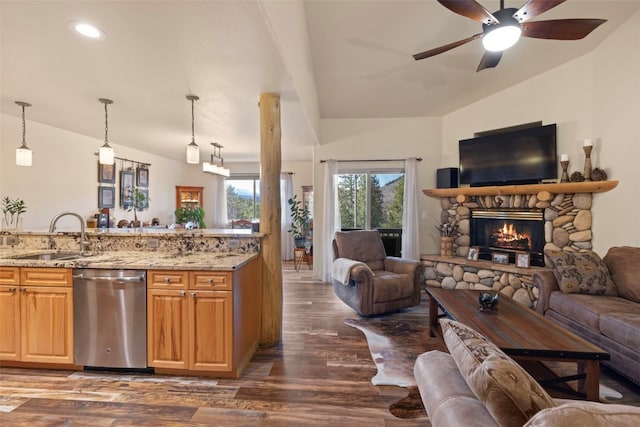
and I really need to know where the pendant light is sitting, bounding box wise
[15,101,32,167]
[185,94,200,164]
[202,142,230,177]
[98,98,115,165]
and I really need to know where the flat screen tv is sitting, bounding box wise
[459,123,557,187]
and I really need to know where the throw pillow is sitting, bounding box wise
[440,318,556,427]
[603,246,640,303]
[524,401,640,426]
[546,250,617,296]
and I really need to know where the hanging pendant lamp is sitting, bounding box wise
[185,94,200,164]
[98,98,115,165]
[15,101,32,167]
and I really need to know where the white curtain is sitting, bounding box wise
[321,160,339,282]
[209,176,228,228]
[281,173,294,260]
[401,158,420,260]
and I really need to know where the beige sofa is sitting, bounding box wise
[532,246,640,385]
[414,318,640,427]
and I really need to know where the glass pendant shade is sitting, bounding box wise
[16,145,32,167]
[99,143,115,165]
[186,142,200,164]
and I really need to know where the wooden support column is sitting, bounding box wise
[258,92,283,346]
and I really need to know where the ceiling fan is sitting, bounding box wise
[413,0,606,72]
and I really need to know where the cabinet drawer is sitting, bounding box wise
[190,271,232,291]
[21,268,72,287]
[148,270,188,289]
[0,267,20,285]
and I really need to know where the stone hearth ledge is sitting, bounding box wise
[420,255,551,309]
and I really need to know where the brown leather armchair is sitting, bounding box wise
[331,229,424,316]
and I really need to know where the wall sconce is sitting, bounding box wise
[185,94,200,164]
[15,101,32,167]
[98,98,115,165]
[202,142,230,177]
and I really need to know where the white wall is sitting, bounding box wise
[312,116,443,278]
[441,9,640,253]
[1,113,223,230]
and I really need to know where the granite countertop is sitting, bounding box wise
[0,250,257,271]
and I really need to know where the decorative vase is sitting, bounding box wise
[440,236,454,258]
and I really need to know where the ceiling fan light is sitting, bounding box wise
[16,144,32,167]
[482,25,522,52]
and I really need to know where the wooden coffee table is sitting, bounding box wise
[425,287,610,401]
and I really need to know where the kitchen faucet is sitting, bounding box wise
[49,212,89,255]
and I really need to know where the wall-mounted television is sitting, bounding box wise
[459,123,557,187]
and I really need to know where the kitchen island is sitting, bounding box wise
[0,228,261,378]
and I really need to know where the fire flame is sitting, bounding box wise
[493,222,531,249]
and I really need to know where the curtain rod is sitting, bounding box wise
[320,157,421,163]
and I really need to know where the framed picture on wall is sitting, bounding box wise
[468,246,479,261]
[98,162,116,183]
[136,166,149,187]
[120,170,134,208]
[98,186,115,209]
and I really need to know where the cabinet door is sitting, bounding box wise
[20,286,73,364]
[147,289,189,370]
[0,285,21,360]
[189,291,232,371]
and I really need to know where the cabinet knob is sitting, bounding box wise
[20,287,27,292]
[8,287,16,292]
[190,292,196,298]
[179,291,186,297]
[163,277,170,283]
[207,278,213,284]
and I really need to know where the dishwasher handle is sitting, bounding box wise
[73,274,145,282]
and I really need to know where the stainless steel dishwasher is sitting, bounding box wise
[73,269,147,369]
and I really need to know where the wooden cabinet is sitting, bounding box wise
[0,267,73,364]
[176,186,203,210]
[147,270,232,372]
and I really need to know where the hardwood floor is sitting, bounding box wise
[1,263,639,426]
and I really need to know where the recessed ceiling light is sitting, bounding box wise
[69,21,105,39]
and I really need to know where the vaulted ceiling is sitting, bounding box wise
[2,1,639,163]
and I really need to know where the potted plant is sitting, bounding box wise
[288,195,310,248]
[1,196,27,230]
[125,188,149,227]
[175,206,206,229]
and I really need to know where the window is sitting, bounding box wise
[226,176,260,221]
[337,171,404,230]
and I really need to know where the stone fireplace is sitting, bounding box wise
[420,181,618,308]
[470,208,545,266]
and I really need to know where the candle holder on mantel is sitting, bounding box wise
[583,145,593,181]
[560,160,570,182]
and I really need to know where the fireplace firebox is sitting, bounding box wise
[470,209,544,267]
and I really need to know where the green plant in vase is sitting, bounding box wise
[175,206,205,229]
[287,194,310,248]
[125,187,149,227]
[1,196,27,230]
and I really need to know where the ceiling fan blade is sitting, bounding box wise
[413,33,482,61]
[521,19,607,40]
[438,0,498,25]
[513,0,566,23]
[477,51,502,72]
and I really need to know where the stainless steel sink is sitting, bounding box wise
[12,252,82,261]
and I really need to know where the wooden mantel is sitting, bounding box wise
[423,180,618,198]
